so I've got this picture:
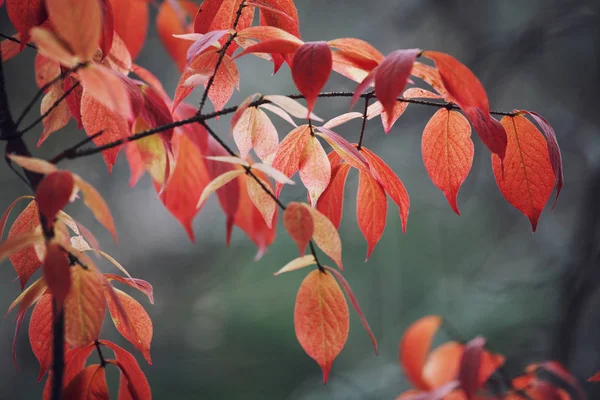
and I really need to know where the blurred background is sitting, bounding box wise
[1,0,600,398]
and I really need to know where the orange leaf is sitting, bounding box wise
[34,53,60,90]
[0,195,33,238]
[74,175,118,242]
[361,147,410,233]
[366,100,409,134]
[299,136,331,206]
[283,202,314,254]
[422,108,474,215]
[35,171,75,228]
[303,203,343,270]
[29,27,77,68]
[400,315,443,390]
[62,364,109,400]
[424,51,507,159]
[38,84,71,146]
[294,269,349,383]
[7,154,58,175]
[126,117,168,187]
[64,263,106,346]
[357,169,387,260]
[6,0,46,48]
[104,274,154,304]
[43,242,71,307]
[156,0,199,71]
[271,124,311,197]
[328,38,383,77]
[316,126,368,171]
[492,115,555,231]
[246,175,277,228]
[78,63,134,120]
[316,161,350,229]
[291,42,332,115]
[106,287,153,365]
[110,0,149,59]
[45,0,101,61]
[257,0,300,42]
[325,266,378,355]
[101,340,152,400]
[29,293,53,381]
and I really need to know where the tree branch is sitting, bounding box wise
[0,32,37,51]
[357,93,372,150]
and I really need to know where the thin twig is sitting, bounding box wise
[357,93,372,150]
[19,81,80,135]
[94,340,107,367]
[0,33,37,51]
[50,129,105,164]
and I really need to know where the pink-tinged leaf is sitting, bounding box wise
[328,38,383,76]
[316,161,350,229]
[106,287,153,365]
[246,175,277,228]
[291,42,332,115]
[64,75,83,128]
[234,39,303,60]
[361,147,410,233]
[236,25,303,44]
[38,85,71,146]
[271,124,311,197]
[233,107,279,162]
[351,67,376,107]
[316,126,369,170]
[410,62,448,98]
[322,112,363,130]
[424,51,507,159]
[1,34,23,61]
[294,269,349,384]
[458,336,485,399]
[100,340,152,400]
[43,242,71,308]
[78,63,133,120]
[6,201,43,289]
[492,116,555,231]
[303,204,343,270]
[263,95,323,121]
[7,154,58,175]
[251,163,294,184]
[104,33,132,74]
[104,274,154,304]
[34,53,60,90]
[283,202,314,254]
[403,87,443,100]
[45,0,101,61]
[519,110,563,206]
[111,0,148,60]
[400,315,443,391]
[299,136,331,206]
[356,170,387,260]
[35,171,75,228]
[204,156,249,166]
[421,108,474,214]
[231,92,261,130]
[366,100,409,133]
[325,266,378,355]
[29,27,77,68]
[29,293,53,381]
[374,49,420,127]
[184,29,229,64]
[197,169,245,209]
[274,255,316,276]
[6,0,46,48]
[73,175,118,242]
[259,103,298,127]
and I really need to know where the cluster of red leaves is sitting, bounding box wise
[397,316,584,400]
[0,0,575,395]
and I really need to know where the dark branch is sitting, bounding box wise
[94,340,107,367]
[357,93,372,150]
[19,81,80,135]
[0,33,37,51]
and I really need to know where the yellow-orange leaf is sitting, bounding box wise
[299,136,331,206]
[294,269,349,383]
[197,169,245,209]
[106,287,153,365]
[7,154,58,175]
[271,124,311,197]
[74,175,118,242]
[356,170,387,260]
[283,202,314,254]
[303,204,343,270]
[246,176,277,228]
[64,263,106,346]
[274,255,316,276]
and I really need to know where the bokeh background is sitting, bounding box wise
[1,0,600,398]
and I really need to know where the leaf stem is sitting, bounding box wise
[357,93,372,151]
[95,340,107,367]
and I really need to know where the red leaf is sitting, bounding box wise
[35,171,74,228]
[357,169,387,260]
[421,108,474,215]
[42,344,95,399]
[291,42,332,115]
[29,293,53,381]
[325,266,378,355]
[63,364,109,400]
[257,0,300,41]
[34,54,60,90]
[283,202,314,254]
[78,63,134,120]
[519,110,564,206]
[271,124,311,197]
[98,0,114,57]
[7,200,42,289]
[373,49,420,128]
[43,242,71,308]
[0,195,32,238]
[106,287,153,365]
[1,34,23,61]
[366,100,409,134]
[361,147,410,233]
[328,38,383,77]
[294,269,349,383]
[6,0,46,48]
[540,361,585,400]
[299,136,331,206]
[64,75,84,128]
[589,372,600,382]
[400,315,443,390]
[316,161,351,229]
[458,336,485,399]
[156,0,199,71]
[492,115,555,232]
[64,263,106,346]
[110,0,148,59]
[45,0,101,61]
[101,340,152,400]
[194,0,252,34]
[424,51,507,159]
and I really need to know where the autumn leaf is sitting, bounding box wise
[294,269,349,383]
[400,315,443,391]
[421,108,474,214]
[43,242,71,307]
[274,254,316,275]
[78,63,134,120]
[328,38,383,80]
[246,175,278,228]
[291,42,332,115]
[316,161,351,229]
[492,115,555,231]
[73,174,118,242]
[357,169,387,260]
[42,343,95,399]
[299,136,331,206]
[303,203,343,270]
[458,336,485,399]
[6,0,46,49]
[101,340,152,400]
[64,263,106,346]
[38,84,71,146]
[283,202,314,254]
[105,274,154,304]
[110,0,149,59]
[29,293,53,381]
[157,0,200,70]
[106,287,153,365]
[271,124,311,197]
[35,171,75,228]
[62,364,109,400]
[232,106,279,162]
